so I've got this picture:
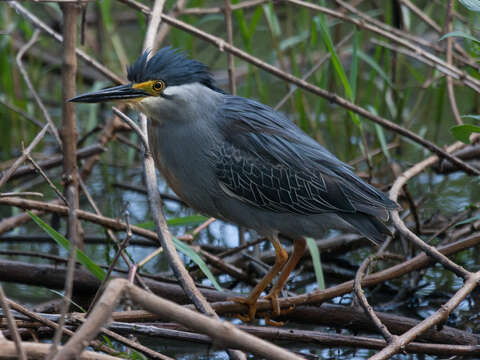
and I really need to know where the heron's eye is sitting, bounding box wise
[152,80,165,92]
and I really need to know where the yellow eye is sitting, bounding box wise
[152,80,165,92]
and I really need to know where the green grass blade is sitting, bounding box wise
[440,30,480,43]
[172,236,222,291]
[314,16,360,126]
[367,105,391,160]
[262,2,281,37]
[306,237,325,290]
[462,115,480,121]
[315,18,352,99]
[48,289,87,312]
[455,215,480,226]
[136,215,209,230]
[349,28,359,99]
[358,50,394,88]
[28,212,106,281]
[374,124,391,161]
[167,215,209,227]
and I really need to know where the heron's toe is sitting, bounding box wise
[264,315,284,327]
[229,296,258,322]
[262,292,295,325]
[263,292,281,316]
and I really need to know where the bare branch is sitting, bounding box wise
[57,279,303,360]
[0,123,50,188]
[0,285,26,360]
[15,30,62,146]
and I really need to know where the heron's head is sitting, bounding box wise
[70,47,220,115]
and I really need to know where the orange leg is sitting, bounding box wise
[229,235,288,322]
[264,237,306,317]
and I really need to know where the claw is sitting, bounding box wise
[229,296,258,322]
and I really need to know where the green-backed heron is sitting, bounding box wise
[71,47,398,322]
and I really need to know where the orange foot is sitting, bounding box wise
[262,292,295,326]
[263,291,281,317]
[229,296,258,322]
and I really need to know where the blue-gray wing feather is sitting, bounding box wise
[214,96,397,219]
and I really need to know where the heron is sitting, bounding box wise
[71,47,398,322]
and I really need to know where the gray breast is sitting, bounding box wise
[145,83,227,217]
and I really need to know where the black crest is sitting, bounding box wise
[127,47,219,91]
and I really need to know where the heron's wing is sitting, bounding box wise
[214,96,397,219]
[215,142,357,215]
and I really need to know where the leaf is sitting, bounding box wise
[172,236,222,291]
[279,32,309,51]
[459,0,480,11]
[314,16,360,126]
[262,3,281,37]
[367,105,391,161]
[306,237,325,290]
[455,215,480,226]
[400,2,411,30]
[375,124,391,161]
[48,289,86,312]
[358,50,394,88]
[136,215,209,229]
[349,28,359,99]
[28,212,106,281]
[450,124,480,144]
[440,31,480,43]
[462,114,480,121]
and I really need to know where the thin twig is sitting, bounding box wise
[15,29,62,146]
[0,123,50,188]
[354,254,401,343]
[155,0,188,48]
[0,98,43,127]
[24,152,68,205]
[112,107,149,151]
[0,192,43,198]
[8,2,124,84]
[0,285,26,360]
[445,0,462,125]
[192,217,216,236]
[4,144,105,182]
[224,0,236,95]
[143,0,166,52]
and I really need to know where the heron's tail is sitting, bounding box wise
[339,212,392,244]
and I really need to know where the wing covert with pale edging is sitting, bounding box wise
[215,143,355,215]
[213,95,398,219]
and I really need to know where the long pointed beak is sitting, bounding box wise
[69,84,149,103]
